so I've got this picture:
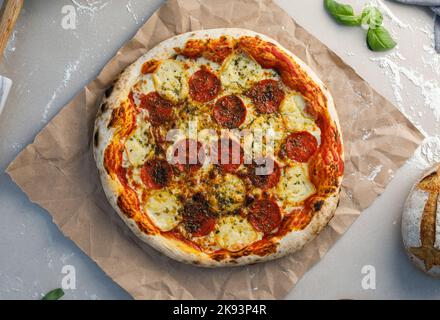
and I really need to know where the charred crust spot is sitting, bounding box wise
[94,129,99,147]
[100,102,108,113]
[212,253,227,262]
[105,86,114,98]
[313,200,324,212]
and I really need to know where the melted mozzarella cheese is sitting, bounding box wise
[215,215,261,252]
[276,164,315,208]
[124,120,154,167]
[250,114,285,156]
[280,93,321,144]
[220,52,265,92]
[209,174,246,213]
[153,59,189,103]
[145,189,182,231]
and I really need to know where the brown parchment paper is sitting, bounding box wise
[6,0,423,299]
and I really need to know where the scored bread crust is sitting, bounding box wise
[402,165,440,277]
[93,28,343,267]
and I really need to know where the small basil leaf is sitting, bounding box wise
[42,288,64,300]
[361,6,383,29]
[367,26,397,51]
[324,0,361,26]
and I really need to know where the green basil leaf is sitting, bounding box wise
[367,26,397,51]
[361,6,383,29]
[42,288,64,300]
[324,0,361,26]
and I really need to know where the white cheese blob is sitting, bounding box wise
[276,164,315,209]
[153,59,189,103]
[145,189,182,232]
[220,52,264,92]
[280,93,321,144]
[250,114,285,156]
[215,215,261,252]
[124,120,154,167]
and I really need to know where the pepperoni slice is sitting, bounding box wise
[210,138,243,173]
[247,158,280,189]
[189,67,221,103]
[213,95,246,129]
[248,199,282,234]
[140,158,172,189]
[140,92,174,126]
[248,80,285,114]
[284,131,318,163]
[172,139,205,172]
[182,194,216,237]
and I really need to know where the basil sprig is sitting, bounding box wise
[367,26,397,51]
[361,6,383,29]
[324,0,361,26]
[42,288,64,300]
[324,0,396,51]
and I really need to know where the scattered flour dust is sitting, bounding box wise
[371,0,410,29]
[364,2,440,136]
[42,1,110,122]
[367,164,383,181]
[70,0,111,14]
[3,14,22,61]
[371,52,440,123]
[408,136,440,171]
[6,30,17,54]
[351,1,440,182]
[126,0,140,24]
[71,0,139,24]
[42,60,80,123]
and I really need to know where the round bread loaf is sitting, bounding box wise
[402,164,440,277]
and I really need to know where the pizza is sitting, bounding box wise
[93,29,344,267]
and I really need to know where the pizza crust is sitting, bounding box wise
[94,28,343,267]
